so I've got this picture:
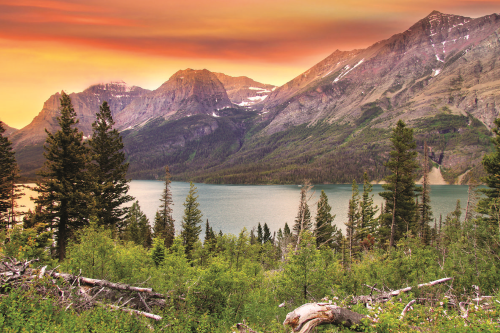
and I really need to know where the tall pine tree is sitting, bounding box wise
[379,120,419,247]
[124,201,152,248]
[263,223,272,243]
[418,142,433,244]
[257,222,263,244]
[314,190,335,248]
[293,183,312,236]
[153,166,175,248]
[479,117,500,225]
[359,172,378,241]
[181,182,203,258]
[345,180,360,263]
[0,122,22,228]
[34,92,91,261]
[89,101,133,229]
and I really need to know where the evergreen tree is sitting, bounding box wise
[479,118,500,226]
[418,142,433,244]
[153,166,175,248]
[257,222,263,244]
[263,223,271,243]
[124,201,152,247]
[151,237,165,267]
[204,219,216,251]
[284,223,291,238]
[250,227,257,245]
[89,101,133,229]
[379,120,419,247]
[314,190,335,248]
[0,122,22,228]
[345,180,360,263]
[359,172,378,240]
[34,92,91,261]
[181,182,203,258]
[293,183,312,236]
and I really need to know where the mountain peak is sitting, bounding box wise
[427,10,443,17]
[84,81,135,93]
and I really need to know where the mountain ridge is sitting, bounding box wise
[10,10,500,184]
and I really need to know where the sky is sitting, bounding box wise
[1,0,499,129]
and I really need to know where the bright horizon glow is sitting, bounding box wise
[0,0,498,129]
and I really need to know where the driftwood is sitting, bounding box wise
[284,278,454,333]
[284,303,367,332]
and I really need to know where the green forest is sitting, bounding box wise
[1,94,500,332]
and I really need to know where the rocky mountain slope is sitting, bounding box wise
[222,10,500,184]
[114,69,233,131]
[214,73,276,108]
[11,81,149,149]
[261,11,500,132]
[1,122,17,137]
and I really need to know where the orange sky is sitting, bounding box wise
[1,0,498,129]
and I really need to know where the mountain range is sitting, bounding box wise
[7,10,500,184]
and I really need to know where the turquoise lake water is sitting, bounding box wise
[19,181,473,235]
[128,181,472,236]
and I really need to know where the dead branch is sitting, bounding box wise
[101,303,163,321]
[400,299,416,319]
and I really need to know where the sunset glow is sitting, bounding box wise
[0,0,498,128]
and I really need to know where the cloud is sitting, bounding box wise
[0,0,497,64]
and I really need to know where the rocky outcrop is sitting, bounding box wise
[10,81,149,149]
[115,69,233,131]
[213,73,276,107]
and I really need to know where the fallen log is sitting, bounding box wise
[354,277,453,304]
[283,303,367,333]
[49,272,166,298]
[100,303,163,321]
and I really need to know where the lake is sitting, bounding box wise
[19,181,472,236]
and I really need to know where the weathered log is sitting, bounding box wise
[283,303,367,333]
[353,277,453,304]
[100,303,163,321]
[49,272,165,298]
